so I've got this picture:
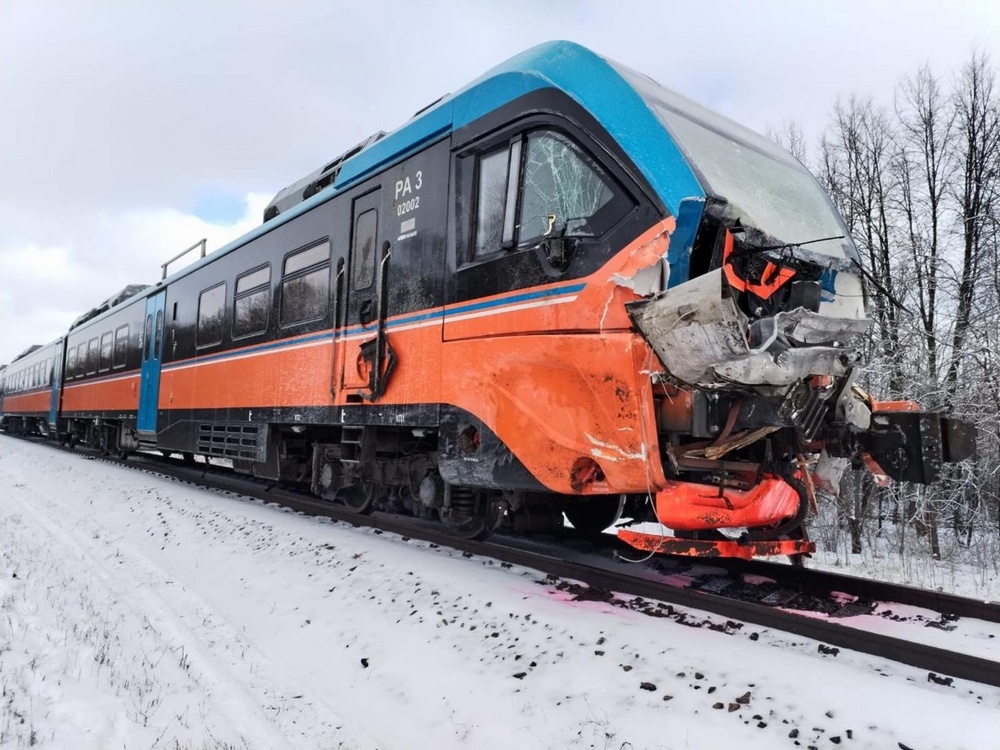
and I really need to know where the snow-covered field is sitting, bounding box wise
[1,435,998,750]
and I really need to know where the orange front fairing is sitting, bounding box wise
[441,332,667,494]
[654,475,801,531]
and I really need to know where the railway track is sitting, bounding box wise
[14,434,1000,689]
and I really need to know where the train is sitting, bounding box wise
[0,41,974,560]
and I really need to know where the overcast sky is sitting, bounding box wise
[2,0,999,365]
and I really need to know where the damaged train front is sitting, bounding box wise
[619,214,975,560]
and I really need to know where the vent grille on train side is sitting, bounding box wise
[197,423,264,461]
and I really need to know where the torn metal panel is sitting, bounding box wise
[627,268,871,389]
[610,259,668,296]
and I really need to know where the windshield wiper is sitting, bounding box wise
[730,234,846,258]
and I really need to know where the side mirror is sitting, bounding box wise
[541,236,578,271]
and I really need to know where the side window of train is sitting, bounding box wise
[77,343,87,377]
[233,264,271,338]
[351,210,377,290]
[473,146,516,257]
[468,128,632,259]
[197,283,226,348]
[67,347,77,380]
[99,332,113,372]
[86,338,99,375]
[281,241,330,326]
[113,325,129,369]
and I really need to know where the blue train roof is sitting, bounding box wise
[331,40,705,217]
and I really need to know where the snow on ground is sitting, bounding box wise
[1,435,998,750]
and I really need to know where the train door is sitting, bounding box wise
[339,188,382,393]
[48,338,64,432]
[138,290,167,432]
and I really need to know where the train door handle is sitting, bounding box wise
[359,300,375,326]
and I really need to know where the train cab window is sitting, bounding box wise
[517,131,627,243]
[197,283,226,348]
[99,333,113,372]
[282,241,330,326]
[113,325,129,369]
[351,211,376,290]
[86,338,99,375]
[77,343,87,377]
[234,264,271,338]
[67,347,77,380]
[474,147,511,257]
[469,129,631,259]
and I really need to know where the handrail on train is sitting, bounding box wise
[161,238,208,279]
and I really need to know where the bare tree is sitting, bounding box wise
[946,51,1000,395]
[894,64,957,394]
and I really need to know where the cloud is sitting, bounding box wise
[0,193,270,361]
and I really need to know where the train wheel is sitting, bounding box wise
[442,487,498,540]
[339,483,376,515]
[443,512,492,540]
[563,495,625,534]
